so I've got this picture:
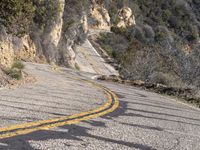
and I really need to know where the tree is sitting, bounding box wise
[0,0,35,36]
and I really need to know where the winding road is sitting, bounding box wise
[0,35,200,150]
[75,35,118,76]
[0,63,199,150]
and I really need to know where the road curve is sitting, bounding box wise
[0,63,200,150]
[75,39,119,76]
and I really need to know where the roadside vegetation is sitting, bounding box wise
[5,61,25,80]
[97,0,200,88]
[95,0,200,106]
[98,32,200,88]
[0,0,35,36]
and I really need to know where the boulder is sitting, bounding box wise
[0,26,14,68]
[88,1,111,30]
[116,7,136,28]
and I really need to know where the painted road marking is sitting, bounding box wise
[0,66,119,139]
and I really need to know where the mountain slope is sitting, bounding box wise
[93,0,200,88]
[0,0,200,88]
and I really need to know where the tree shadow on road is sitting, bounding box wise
[0,99,158,150]
[0,123,157,150]
[1,90,200,150]
[102,93,200,127]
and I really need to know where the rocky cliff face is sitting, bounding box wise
[31,0,89,68]
[0,0,136,70]
[0,26,14,67]
[0,26,37,67]
[0,0,88,69]
[88,1,111,30]
[88,0,136,30]
[116,7,136,28]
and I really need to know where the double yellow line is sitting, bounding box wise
[0,65,119,139]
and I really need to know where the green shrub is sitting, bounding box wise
[102,45,114,56]
[11,61,24,70]
[65,19,76,30]
[6,69,22,80]
[97,32,128,58]
[143,25,155,40]
[111,26,126,34]
[5,61,24,80]
[75,63,80,70]
[134,26,145,42]
[0,0,35,36]
[33,0,62,31]
[96,0,200,88]
[162,9,172,22]
[155,31,167,41]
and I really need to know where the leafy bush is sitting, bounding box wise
[97,0,200,89]
[97,33,128,58]
[6,69,22,80]
[11,61,25,70]
[155,31,167,42]
[33,0,62,31]
[5,61,24,80]
[98,31,200,88]
[143,25,155,40]
[111,26,126,35]
[133,26,145,42]
[0,0,35,36]
[162,9,172,22]
[107,0,200,43]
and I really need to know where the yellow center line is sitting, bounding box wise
[0,65,119,139]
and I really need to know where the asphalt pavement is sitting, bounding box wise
[0,63,199,150]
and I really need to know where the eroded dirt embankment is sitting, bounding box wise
[98,75,200,108]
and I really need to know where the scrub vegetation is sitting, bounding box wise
[97,0,200,89]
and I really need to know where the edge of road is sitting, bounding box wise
[0,65,119,139]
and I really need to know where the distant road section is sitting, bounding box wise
[0,63,200,150]
[75,37,118,76]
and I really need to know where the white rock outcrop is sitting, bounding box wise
[116,7,136,28]
[0,26,37,68]
[13,35,37,62]
[88,1,111,30]
[0,29,14,67]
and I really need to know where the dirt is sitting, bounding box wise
[97,75,200,108]
[0,68,11,87]
[0,68,36,89]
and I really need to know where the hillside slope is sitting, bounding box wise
[0,0,200,88]
[0,0,88,68]
[93,0,200,89]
